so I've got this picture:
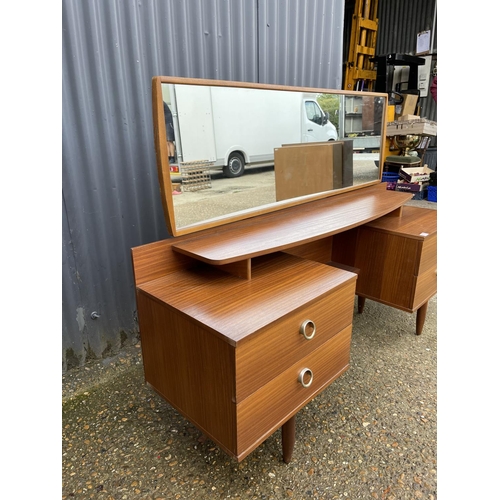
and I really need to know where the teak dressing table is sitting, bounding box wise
[131,77,437,463]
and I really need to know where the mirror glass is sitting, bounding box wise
[152,77,386,235]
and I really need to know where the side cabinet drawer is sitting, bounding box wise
[235,325,351,460]
[413,265,437,309]
[235,280,356,402]
[416,233,437,275]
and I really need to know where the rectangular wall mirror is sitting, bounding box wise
[152,77,387,236]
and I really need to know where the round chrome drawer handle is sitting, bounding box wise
[299,319,316,340]
[298,368,314,388]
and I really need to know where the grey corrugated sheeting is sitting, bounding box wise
[62,0,345,372]
[377,0,437,55]
[62,0,169,372]
[150,0,259,81]
[376,0,437,123]
[259,0,345,88]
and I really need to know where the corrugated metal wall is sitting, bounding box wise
[376,0,437,122]
[342,0,437,133]
[62,0,438,373]
[377,0,437,55]
[62,0,345,372]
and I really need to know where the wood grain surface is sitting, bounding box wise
[135,252,355,462]
[171,184,412,265]
[274,143,339,201]
[352,206,437,312]
[364,205,437,239]
[235,279,356,402]
[137,252,356,346]
[235,326,351,460]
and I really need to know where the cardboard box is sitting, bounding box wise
[395,94,419,119]
[386,119,437,137]
[395,180,429,193]
[399,165,435,183]
[398,114,420,121]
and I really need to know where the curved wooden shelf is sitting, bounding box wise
[172,184,413,265]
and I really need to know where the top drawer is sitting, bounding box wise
[235,278,356,403]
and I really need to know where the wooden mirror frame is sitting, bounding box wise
[152,76,387,236]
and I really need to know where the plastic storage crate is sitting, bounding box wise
[382,172,400,183]
[427,185,437,202]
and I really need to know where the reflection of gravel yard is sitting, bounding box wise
[353,155,379,185]
[173,156,380,229]
[173,169,277,228]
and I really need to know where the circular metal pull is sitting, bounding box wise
[298,368,314,388]
[299,320,316,340]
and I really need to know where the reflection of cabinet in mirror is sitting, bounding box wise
[274,140,354,201]
[274,142,342,201]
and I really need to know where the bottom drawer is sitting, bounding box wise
[235,325,351,460]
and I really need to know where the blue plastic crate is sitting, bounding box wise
[428,185,437,202]
[382,172,399,183]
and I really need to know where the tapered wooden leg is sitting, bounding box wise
[416,301,428,335]
[358,296,366,314]
[281,415,296,463]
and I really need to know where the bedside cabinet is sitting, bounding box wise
[347,206,437,335]
[133,250,357,462]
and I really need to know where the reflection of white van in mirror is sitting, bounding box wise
[303,100,338,144]
[163,84,338,178]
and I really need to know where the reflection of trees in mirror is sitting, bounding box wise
[317,94,340,130]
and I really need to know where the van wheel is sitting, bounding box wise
[223,152,245,178]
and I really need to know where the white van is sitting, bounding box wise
[163,84,338,177]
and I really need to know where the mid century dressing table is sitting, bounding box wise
[131,77,437,463]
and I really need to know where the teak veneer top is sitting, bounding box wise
[172,184,413,265]
[364,205,437,239]
[137,253,356,345]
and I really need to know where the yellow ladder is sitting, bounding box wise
[344,0,379,91]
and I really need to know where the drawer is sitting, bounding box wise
[416,233,437,276]
[412,265,437,310]
[235,325,351,460]
[235,279,356,402]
